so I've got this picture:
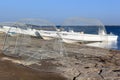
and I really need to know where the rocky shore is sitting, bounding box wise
[0,34,120,80]
[0,52,67,80]
[55,46,120,80]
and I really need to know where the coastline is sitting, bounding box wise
[0,34,120,80]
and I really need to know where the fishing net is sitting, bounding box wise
[0,18,118,73]
[0,19,66,72]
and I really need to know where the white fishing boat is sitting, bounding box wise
[0,26,37,36]
[38,18,118,45]
[38,29,118,43]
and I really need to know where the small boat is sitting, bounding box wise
[38,18,118,45]
[38,29,118,44]
[0,26,38,36]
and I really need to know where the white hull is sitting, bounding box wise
[86,41,118,49]
[39,30,118,43]
[0,26,37,36]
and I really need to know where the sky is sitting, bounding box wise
[0,0,120,25]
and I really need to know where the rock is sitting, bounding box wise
[55,46,120,80]
[1,35,120,80]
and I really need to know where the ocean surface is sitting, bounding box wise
[105,26,120,50]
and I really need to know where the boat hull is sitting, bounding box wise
[39,30,118,43]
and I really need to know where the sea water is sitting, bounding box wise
[105,26,120,50]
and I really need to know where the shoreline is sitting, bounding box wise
[0,33,120,80]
